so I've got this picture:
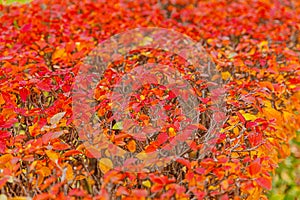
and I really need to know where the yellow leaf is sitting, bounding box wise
[233,127,239,136]
[28,123,39,136]
[75,42,81,51]
[135,152,147,160]
[248,47,256,55]
[247,186,262,200]
[140,36,153,46]
[207,38,213,44]
[75,175,86,181]
[104,149,111,157]
[98,158,113,173]
[45,150,59,163]
[136,151,158,162]
[112,121,123,130]
[243,113,256,121]
[168,127,176,137]
[208,185,218,190]
[258,40,269,51]
[221,71,231,80]
[221,180,229,190]
[262,103,281,121]
[8,197,30,200]
[142,180,151,188]
[282,111,293,122]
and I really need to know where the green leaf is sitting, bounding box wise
[0,0,32,5]
[112,122,123,130]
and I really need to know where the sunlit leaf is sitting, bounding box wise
[98,158,113,174]
[49,112,66,125]
[112,122,123,130]
[45,150,59,163]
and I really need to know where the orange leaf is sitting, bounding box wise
[65,163,74,181]
[38,166,51,177]
[52,48,66,61]
[0,154,13,165]
[197,123,207,131]
[0,93,5,105]
[139,114,149,121]
[127,140,136,153]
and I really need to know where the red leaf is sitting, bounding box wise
[182,124,198,136]
[0,140,6,154]
[176,158,191,169]
[248,132,263,147]
[151,184,164,193]
[37,80,52,92]
[145,142,158,153]
[52,141,70,150]
[186,172,194,181]
[236,111,246,124]
[213,111,226,124]
[132,189,148,197]
[63,150,82,157]
[259,59,266,66]
[42,131,64,144]
[0,117,18,129]
[0,131,11,139]
[256,177,272,190]
[249,161,261,176]
[116,186,130,196]
[20,24,32,32]
[157,132,168,145]
[195,167,205,174]
[0,177,8,189]
[85,146,102,158]
[220,194,229,200]
[68,188,86,197]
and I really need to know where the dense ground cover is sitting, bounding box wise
[0,0,300,199]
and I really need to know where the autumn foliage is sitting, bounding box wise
[0,0,300,199]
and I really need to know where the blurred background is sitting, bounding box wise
[268,130,300,200]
